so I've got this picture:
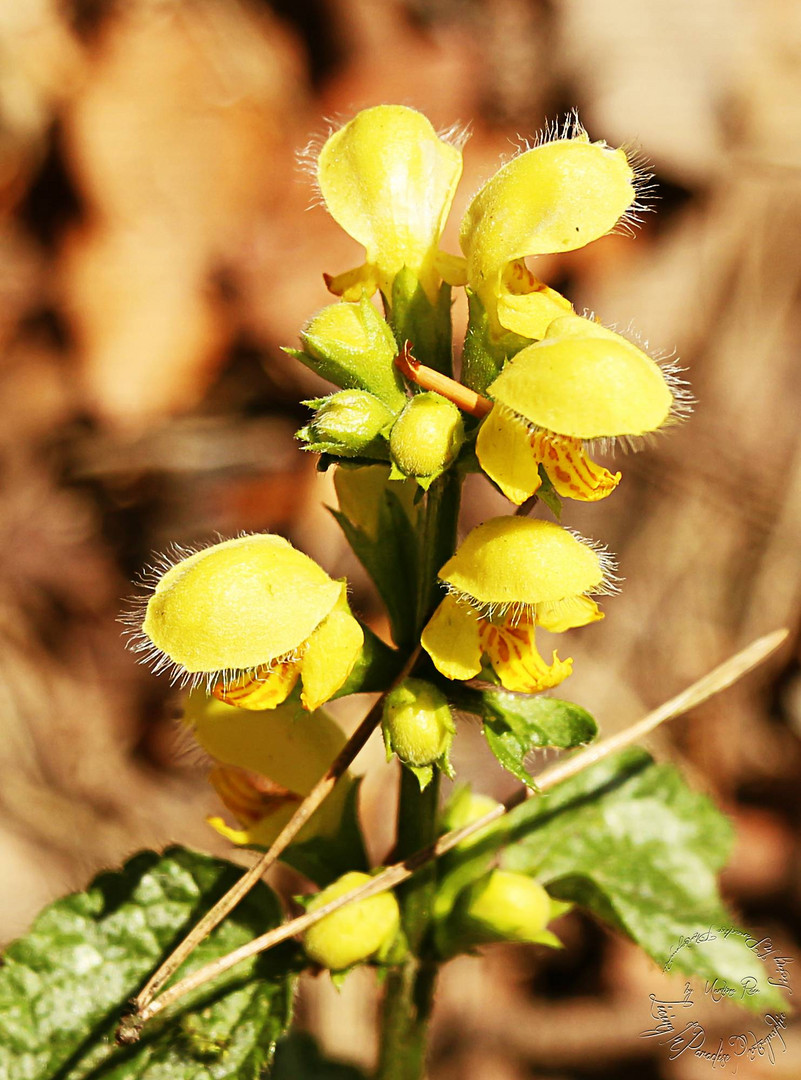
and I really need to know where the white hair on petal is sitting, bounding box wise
[614,142,658,237]
[438,119,471,151]
[118,531,306,692]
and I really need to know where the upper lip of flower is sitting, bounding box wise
[457,120,648,339]
[313,104,466,304]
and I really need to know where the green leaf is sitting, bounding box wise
[331,491,419,648]
[272,1032,366,1079]
[450,686,598,787]
[499,748,788,1013]
[0,847,297,1080]
[389,270,453,377]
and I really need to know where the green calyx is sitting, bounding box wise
[297,390,395,459]
[289,296,407,412]
[436,869,569,958]
[389,392,465,489]
[302,871,401,972]
[382,677,456,790]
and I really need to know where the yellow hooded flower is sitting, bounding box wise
[184,691,353,848]
[421,517,612,693]
[136,534,363,711]
[459,120,640,340]
[476,314,680,504]
[316,104,465,304]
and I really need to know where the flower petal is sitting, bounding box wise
[460,135,635,288]
[213,662,299,710]
[489,315,674,439]
[496,281,574,340]
[535,595,604,633]
[300,595,364,710]
[185,692,348,793]
[421,594,483,681]
[478,616,573,692]
[476,404,542,505]
[318,105,463,301]
[143,534,341,674]
[324,263,379,301]
[439,517,605,609]
[532,432,621,501]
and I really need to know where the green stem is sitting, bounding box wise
[377,471,460,1080]
[377,768,441,1080]
[414,471,461,636]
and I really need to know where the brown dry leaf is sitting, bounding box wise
[556,0,756,183]
[0,0,83,215]
[61,0,304,427]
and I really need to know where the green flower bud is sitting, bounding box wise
[289,297,407,412]
[382,677,455,790]
[440,787,502,851]
[389,392,465,488]
[302,871,400,972]
[297,390,394,459]
[438,869,568,957]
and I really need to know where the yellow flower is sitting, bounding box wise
[421,517,612,693]
[476,313,682,504]
[184,692,353,848]
[315,104,466,304]
[135,534,363,711]
[459,119,641,340]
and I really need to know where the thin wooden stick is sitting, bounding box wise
[395,342,492,417]
[121,648,420,1038]
[131,628,787,1030]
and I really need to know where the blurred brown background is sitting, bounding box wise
[1,0,801,1076]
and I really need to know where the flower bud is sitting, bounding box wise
[439,870,567,957]
[298,390,394,459]
[302,871,400,971]
[383,678,455,770]
[440,787,502,851]
[389,392,464,487]
[291,297,406,412]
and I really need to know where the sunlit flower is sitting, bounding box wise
[314,104,466,304]
[131,534,363,711]
[184,692,353,848]
[476,313,683,503]
[459,117,644,340]
[421,517,613,693]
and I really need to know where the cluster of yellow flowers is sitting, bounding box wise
[131,104,685,856]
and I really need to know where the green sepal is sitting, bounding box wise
[407,762,434,791]
[297,390,395,460]
[461,289,530,394]
[290,296,407,411]
[535,464,562,520]
[448,686,598,787]
[0,847,297,1080]
[389,268,453,376]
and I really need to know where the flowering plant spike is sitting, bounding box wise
[64,102,781,1080]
